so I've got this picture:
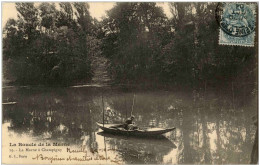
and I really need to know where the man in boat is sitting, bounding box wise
[124,115,138,130]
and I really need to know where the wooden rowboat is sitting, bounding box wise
[96,122,175,137]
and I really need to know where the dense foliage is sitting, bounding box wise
[3,2,98,85]
[100,2,257,90]
[101,3,172,84]
[3,2,257,90]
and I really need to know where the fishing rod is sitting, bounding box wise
[125,95,127,119]
[102,92,105,127]
[131,94,135,116]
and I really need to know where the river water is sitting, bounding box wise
[2,86,257,164]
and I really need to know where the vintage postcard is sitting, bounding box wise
[2,2,258,165]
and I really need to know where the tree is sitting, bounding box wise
[162,2,257,91]
[101,2,171,84]
[3,2,97,86]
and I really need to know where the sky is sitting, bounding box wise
[2,2,172,27]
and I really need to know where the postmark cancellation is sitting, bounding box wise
[219,29,255,47]
[216,2,256,47]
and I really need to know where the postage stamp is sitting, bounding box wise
[219,29,255,47]
[216,2,256,47]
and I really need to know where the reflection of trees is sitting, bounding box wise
[7,105,32,132]
[2,87,257,164]
[174,91,256,164]
[251,127,258,164]
[105,92,179,128]
[178,97,196,164]
[99,133,175,164]
[81,107,98,153]
[200,108,212,164]
[3,87,102,141]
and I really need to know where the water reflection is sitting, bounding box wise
[2,86,257,164]
[97,132,176,164]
